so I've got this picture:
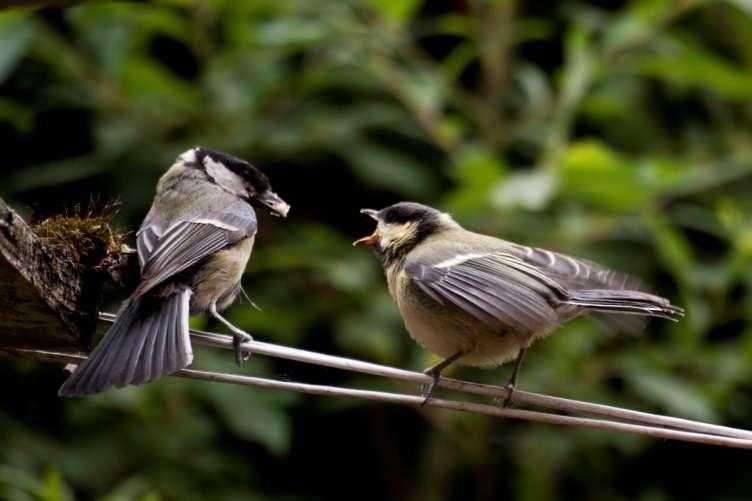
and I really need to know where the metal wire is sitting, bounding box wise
[98,314,752,441]
[6,312,751,449]
[9,346,752,450]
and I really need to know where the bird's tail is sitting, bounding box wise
[565,289,684,321]
[58,288,193,397]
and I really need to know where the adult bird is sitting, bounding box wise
[354,202,683,405]
[59,147,289,396]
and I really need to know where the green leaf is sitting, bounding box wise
[197,354,296,456]
[41,468,72,501]
[255,18,331,47]
[560,140,649,211]
[368,0,422,22]
[343,141,440,198]
[445,147,506,213]
[560,25,596,110]
[645,213,695,287]
[335,292,403,363]
[0,11,36,85]
[624,366,717,422]
[119,56,200,111]
[5,156,106,194]
[637,36,752,101]
[491,169,558,211]
[0,97,32,131]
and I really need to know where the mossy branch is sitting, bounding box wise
[0,197,136,350]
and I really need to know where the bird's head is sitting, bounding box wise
[354,202,456,261]
[179,147,290,217]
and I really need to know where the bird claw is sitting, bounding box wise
[500,382,516,408]
[419,369,440,407]
[495,347,525,407]
[232,331,252,365]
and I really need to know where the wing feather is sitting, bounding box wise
[516,245,639,292]
[406,253,561,337]
[133,211,256,298]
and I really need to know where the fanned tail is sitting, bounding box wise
[58,289,193,397]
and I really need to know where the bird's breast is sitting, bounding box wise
[394,272,531,367]
[189,236,255,314]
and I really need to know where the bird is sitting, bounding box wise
[58,147,290,396]
[354,202,684,405]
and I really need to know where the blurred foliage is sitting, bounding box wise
[1,0,752,499]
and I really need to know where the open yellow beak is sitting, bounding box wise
[353,208,381,246]
[353,228,381,247]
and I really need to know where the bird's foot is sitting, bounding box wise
[492,384,517,407]
[495,347,526,407]
[209,302,253,365]
[231,330,253,365]
[419,368,441,407]
[500,382,517,408]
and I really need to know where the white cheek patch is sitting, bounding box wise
[438,212,454,225]
[204,157,247,197]
[381,221,419,247]
[179,148,198,164]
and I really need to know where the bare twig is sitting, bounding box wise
[97,313,752,442]
[12,347,752,450]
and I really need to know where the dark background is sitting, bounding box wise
[2,0,752,499]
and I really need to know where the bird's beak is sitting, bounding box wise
[353,208,381,246]
[353,228,380,247]
[360,208,379,220]
[258,190,290,217]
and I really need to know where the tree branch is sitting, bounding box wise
[0,198,136,350]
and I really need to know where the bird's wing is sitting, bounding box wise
[508,244,661,333]
[404,250,563,336]
[134,209,256,298]
[511,244,637,292]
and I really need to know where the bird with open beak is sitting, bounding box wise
[354,202,684,405]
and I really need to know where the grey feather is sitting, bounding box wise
[513,243,642,293]
[134,221,230,298]
[565,289,684,320]
[405,253,560,337]
[404,236,683,339]
[58,289,193,396]
[134,181,258,297]
[59,154,268,397]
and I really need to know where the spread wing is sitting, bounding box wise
[133,210,256,298]
[404,252,564,337]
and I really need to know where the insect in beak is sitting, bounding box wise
[258,190,290,217]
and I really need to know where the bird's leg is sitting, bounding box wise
[420,350,464,406]
[210,302,252,364]
[498,347,527,407]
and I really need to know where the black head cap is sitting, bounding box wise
[377,202,444,225]
[355,202,451,264]
[194,147,271,194]
[188,146,289,217]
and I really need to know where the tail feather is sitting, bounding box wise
[566,288,684,322]
[58,289,193,397]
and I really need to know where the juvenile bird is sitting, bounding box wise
[354,202,683,404]
[59,147,289,396]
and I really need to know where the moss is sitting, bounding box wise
[33,198,128,269]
